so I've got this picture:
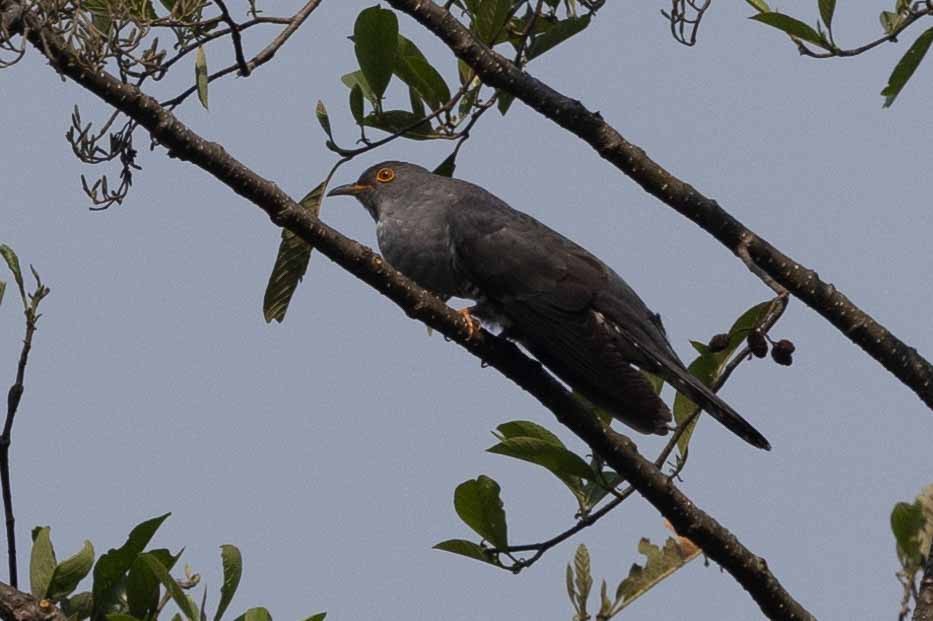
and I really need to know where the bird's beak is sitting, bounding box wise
[327,183,370,197]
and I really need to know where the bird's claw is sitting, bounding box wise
[458,308,481,340]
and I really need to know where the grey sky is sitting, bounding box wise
[2,1,932,619]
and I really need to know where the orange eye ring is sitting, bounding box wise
[375,167,396,183]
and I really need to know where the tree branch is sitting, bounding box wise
[0,582,67,621]
[384,0,933,412]
[9,5,814,619]
[914,540,933,621]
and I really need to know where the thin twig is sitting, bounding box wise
[213,0,249,76]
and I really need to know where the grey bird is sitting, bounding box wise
[329,161,770,450]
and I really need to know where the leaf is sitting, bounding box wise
[361,110,437,139]
[433,151,457,177]
[408,87,426,117]
[47,540,95,599]
[879,11,903,36]
[473,0,511,44]
[314,101,332,140]
[453,476,508,549]
[195,46,209,110]
[394,35,451,111]
[527,15,591,60]
[341,71,377,107]
[92,513,171,619]
[744,0,770,12]
[213,545,242,621]
[611,537,701,615]
[496,90,515,115]
[262,181,325,323]
[61,592,94,620]
[892,501,926,569]
[232,608,272,621]
[126,548,180,620]
[487,437,596,482]
[0,244,25,307]
[302,615,326,621]
[881,27,933,108]
[433,539,498,565]
[818,0,835,28]
[571,544,592,615]
[353,6,398,100]
[138,554,198,621]
[750,12,829,49]
[495,420,564,445]
[30,526,56,598]
[672,299,775,454]
[107,614,143,621]
[0,280,5,307]
[349,83,365,123]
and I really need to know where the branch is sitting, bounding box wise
[914,540,933,621]
[0,582,68,621]
[10,7,814,619]
[383,0,933,412]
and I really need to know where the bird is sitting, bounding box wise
[328,161,771,450]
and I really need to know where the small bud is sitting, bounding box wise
[708,333,729,352]
[748,331,768,358]
[771,339,795,366]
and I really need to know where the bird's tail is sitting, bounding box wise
[662,367,771,451]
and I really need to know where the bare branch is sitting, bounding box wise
[0,581,68,621]
[914,540,933,621]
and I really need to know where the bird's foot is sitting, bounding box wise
[458,307,482,340]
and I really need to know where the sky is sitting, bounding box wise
[2,1,932,619]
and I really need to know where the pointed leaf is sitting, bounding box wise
[47,540,95,599]
[744,0,770,12]
[232,608,272,621]
[495,420,564,446]
[93,513,171,619]
[361,110,438,139]
[433,539,498,566]
[473,0,511,44]
[127,548,180,620]
[138,553,198,621]
[353,6,398,99]
[881,27,933,108]
[453,476,508,548]
[395,35,450,110]
[433,151,457,177]
[818,0,835,28]
[314,101,333,140]
[496,90,515,115]
[195,46,209,110]
[487,437,596,482]
[213,545,242,621]
[892,501,925,568]
[263,182,325,323]
[572,544,592,614]
[349,83,365,123]
[750,12,828,48]
[527,15,591,60]
[0,244,25,307]
[303,615,326,621]
[30,526,56,598]
[61,592,94,621]
[0,280,6,306]
[342,71,377,107]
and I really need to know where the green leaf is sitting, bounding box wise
[570,544,592,616]
[353,6,398,100]
[30,526,56,598]
[0,244,26,307]
[341,71,377,107]
[892,501,926,568]
[262,181,325,323]
[0,280,5,306]
[496,90,515,115]
[394,35,451,111]
[433,151,457,177]
[495,420,564,445]
[750,12,829,49]
[361,110,437,139]
[488,437,596,482]
[232,608,272,621]
[126,548,180,620]
[433,539,498,565]
[611,537,700,615]
[527,14,591,60]
[580,469,624,510]
[213,545,242,621]
[880,11,903,36]
[92,513,171,619]
[349,83,365,123]
[408,87,426,117]
[107,614,143,621]
[473,0,511,44]
[47,540,95,599]
[195,46,209,110]
[818,0,835,28]
[881,27,933,108]
[672,299,775,454]
[302,615,326,621]
[138,554,198,621]
[453,476,508,548]
[61,592,94,621]
[744,0,770,12]
[314,101,332,140]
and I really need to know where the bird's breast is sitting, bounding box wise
[376,216,467,299]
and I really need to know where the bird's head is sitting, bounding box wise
[327,160,431,220]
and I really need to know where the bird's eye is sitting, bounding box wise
[375,167,396,183]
